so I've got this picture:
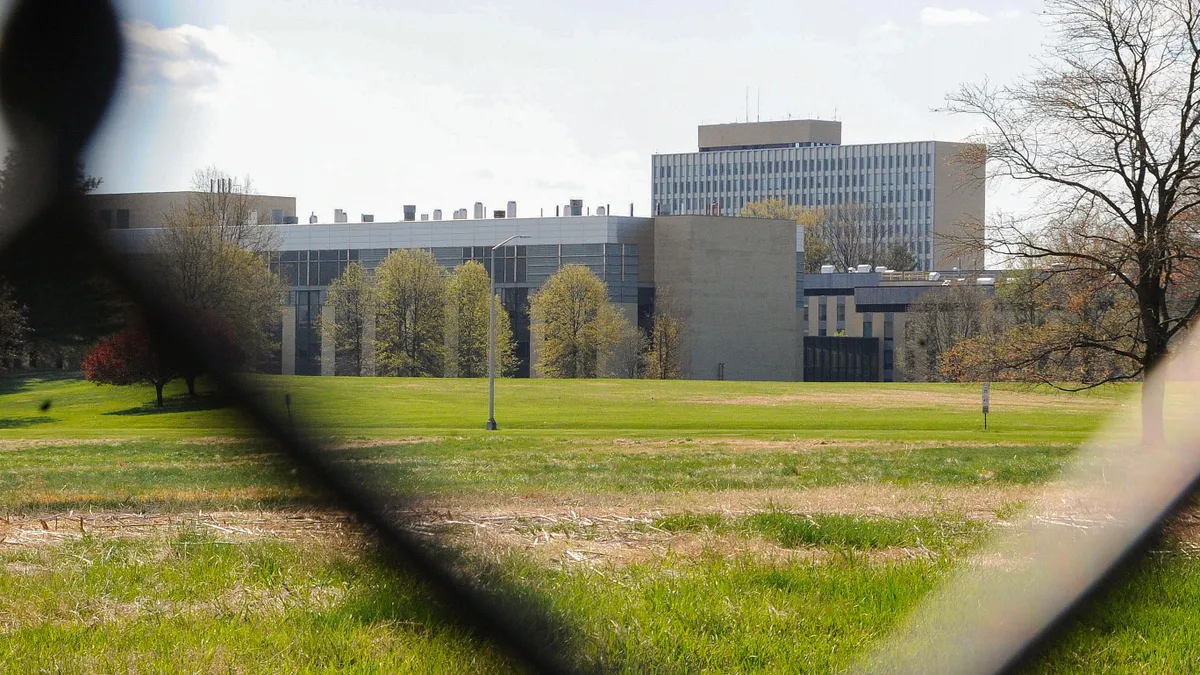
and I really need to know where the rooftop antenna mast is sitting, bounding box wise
[757,87,761,122]
[745,86,749,123]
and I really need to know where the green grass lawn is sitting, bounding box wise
[0,372,1193,673]
[0,372,1128,441]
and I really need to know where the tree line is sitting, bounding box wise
[327,253,686,380]
[0,158,689,405]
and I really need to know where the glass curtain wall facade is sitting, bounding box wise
[651,141,938,270]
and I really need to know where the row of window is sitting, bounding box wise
[657,170,931,194]
[656,195,936,220]
[657,183,935,207]
[655,150,935,178]
[272,244,642,303]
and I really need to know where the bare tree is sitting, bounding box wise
[150,223,285,392]
[605,320,647,378]
[944,0,1200,443]
[820,202,890,271]
[167,167,279,253]
[645,288,685,379]
[901,284,994,381]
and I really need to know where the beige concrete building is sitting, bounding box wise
[85,191,297,229]
[654,215,798,381]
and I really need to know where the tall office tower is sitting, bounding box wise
[650,120,985,270]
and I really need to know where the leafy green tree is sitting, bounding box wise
[0,279,28,371]
[324,262,375,376]
[374,249,446,377]
[529,265,625,378]
[445,261,515,377]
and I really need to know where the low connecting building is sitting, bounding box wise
[110,202,1004,382]
[802,269,1000,382]
[113,212,805,381]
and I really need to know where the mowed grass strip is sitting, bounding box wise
[0,373,1122,442]
[0,438,1073,513]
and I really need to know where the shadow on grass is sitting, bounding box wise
[105,392,232,416]
[0,415,54,429]
[0,371,79,396]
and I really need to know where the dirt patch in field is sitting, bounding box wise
[0,509,358,550]
[330,437,444,450]
[19,481,1199,570]
[0,439,132,452]
[597,437,1050,454]
[410,484,1039,522]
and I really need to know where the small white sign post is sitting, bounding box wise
[982,382,991,430]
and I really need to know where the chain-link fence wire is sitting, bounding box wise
[0,2,582,673]
[2,2,1199,674]
[853,350,1200,674]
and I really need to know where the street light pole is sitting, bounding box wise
[488,234,529,430]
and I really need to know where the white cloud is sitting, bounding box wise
[920,8,992,26]
[121,21,271,99]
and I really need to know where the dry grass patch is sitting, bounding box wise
[599,437,1047,454]
[412,483,1040,522]
[0,508,357,551]
[691,389,1122,411]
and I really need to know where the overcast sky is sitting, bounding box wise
[11,0,1049,222]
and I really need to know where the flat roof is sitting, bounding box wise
[111,215,656,252]
[698,119,843,150]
